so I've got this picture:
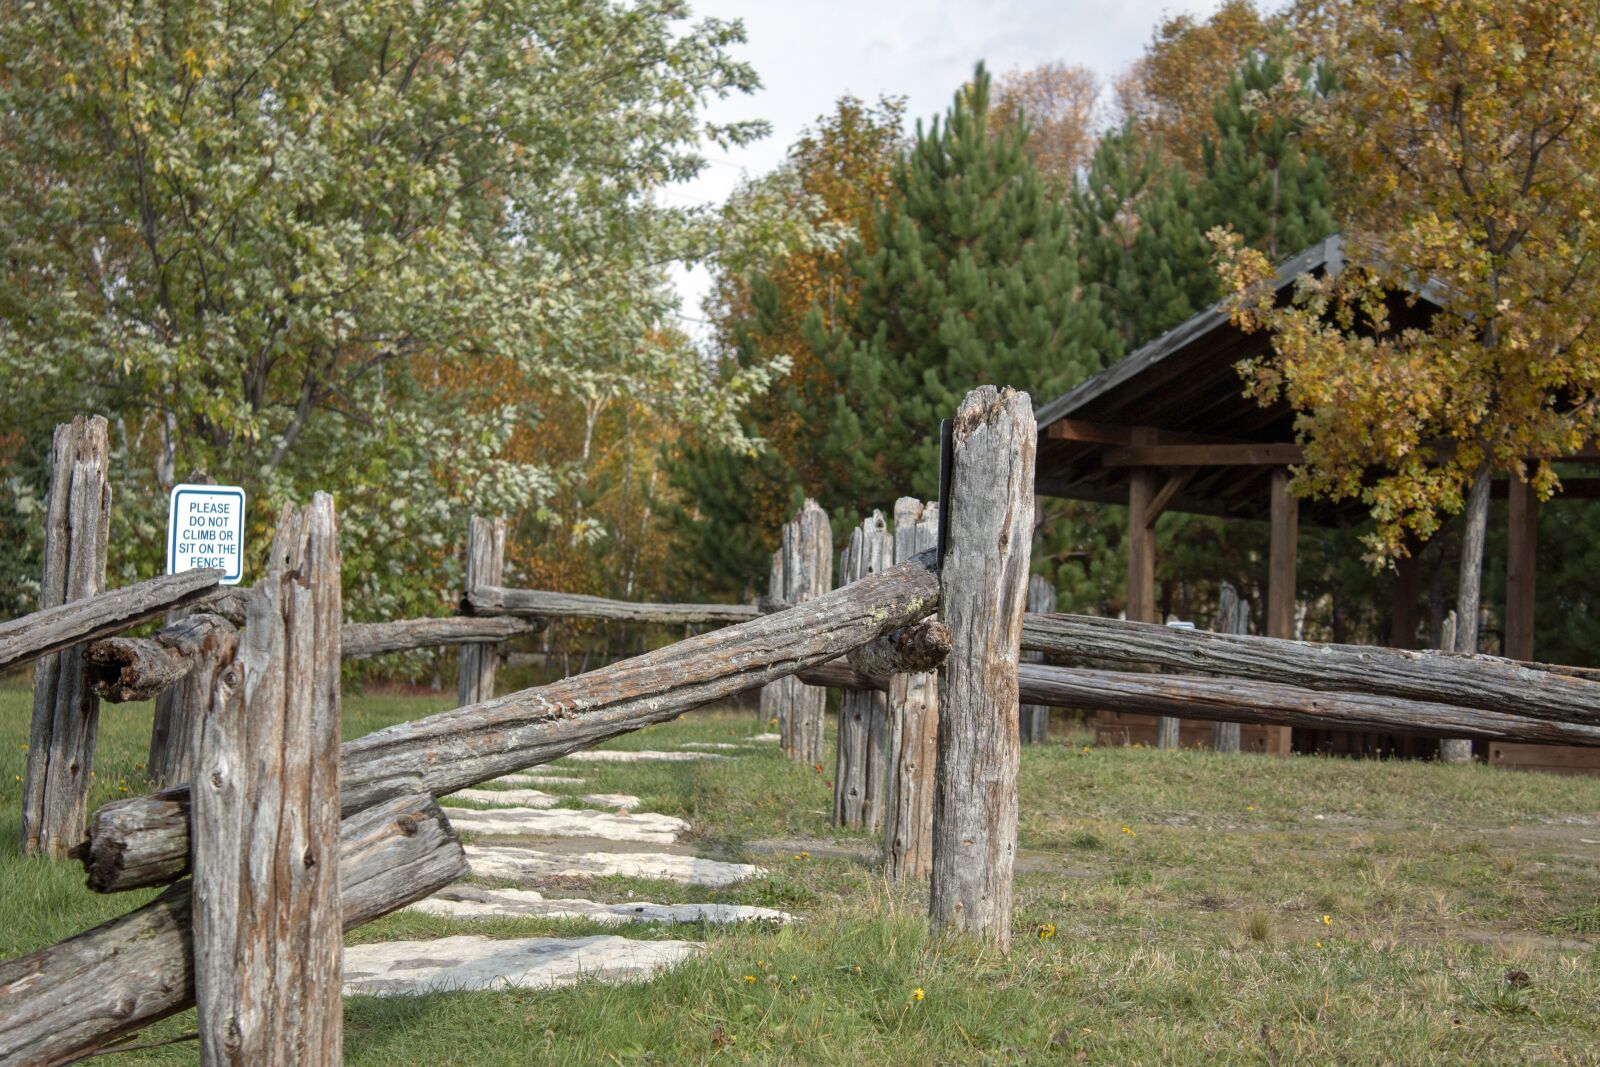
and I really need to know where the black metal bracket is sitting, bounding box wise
[936,418,953,569]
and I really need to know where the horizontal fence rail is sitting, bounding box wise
[463,585,760,625]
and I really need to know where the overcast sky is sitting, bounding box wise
[670,0,1231,334]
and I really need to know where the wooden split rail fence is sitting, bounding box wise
[9,387,1600,1064]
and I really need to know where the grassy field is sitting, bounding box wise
[3,684,1600,1064]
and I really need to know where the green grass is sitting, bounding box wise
[4,685,1600,1064]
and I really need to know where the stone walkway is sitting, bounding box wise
[347,733,776,998]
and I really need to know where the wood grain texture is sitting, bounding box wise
[0,793,466,1067]
[883,498,940,883]
[930,387,1035,949]
[21,416,112,859]
[87,613,237,703]
[1020,575,1055,744]
[348,614,537,659]
[844,619,951,676]
[80,551,941,891]
[457,516,507,707]
[1020,612,1600,728]
[193,495,343,1065]
[779,499,832,764]
[1441,468,1492,764]
[758,549,787,726]
[464,587,758,625]
[834,512,892,831]
[1209,583,1249,754]
[143,616,239,788]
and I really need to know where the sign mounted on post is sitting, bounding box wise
[167,483,247,585]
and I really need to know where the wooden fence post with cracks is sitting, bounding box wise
[780,500,832,764]
[149,472,213,785]
[21,415,112,859]
[883,498,940,881]
[458,515,507,706]
[759,549,786,726]
[1210,582,1249,754]
[930,386,1035,949]
[193,495,344,1065]
[834,512,892,830]
[1020,574,1056,744]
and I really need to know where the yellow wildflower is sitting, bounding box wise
[912,988,925,1002]
[1037,922,1057,941]
[743,975,757,984]
[1321,914,1333,926]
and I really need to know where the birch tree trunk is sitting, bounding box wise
[1441,467,1491,764]
[930,387,1034,949]
[883,498,940,882]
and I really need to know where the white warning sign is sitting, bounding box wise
[167,484,247,585]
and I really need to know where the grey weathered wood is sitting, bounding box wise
[195,585,251,626]
[148,473,215,792]
[0,793,466,1067]
[464,586,759,625]
[883,498,940,882]
[80,550,941,891]
[194,495,343,1065]
[834,512,892,831]
[758,549,787,726]
[930,387,1035,950]
[801,660,889,692]
[144,617,239,789]
[1443,469,1482,770]
[21,416,112,860]
[1020,574,1055,744]
[780,499,832,764]
[347,615,538,660]
[845,619,951,676]
[87,614,237,703]
[1020,612,1600,728]
[1209,582,1249,753]
[458,516,508,707]
[0,568,223,677]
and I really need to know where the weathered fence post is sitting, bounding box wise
[1210,582,1249,754]
[458,515,507,706]
[930,387,1034,949]
[1020,574,1056,744]
[834,512,892,829]
[194,495,343,1064]
[21,416,111,859]
[758,549,787,725]
[148,473,215,785]
[780,500,832,764]
[883,497,940,881]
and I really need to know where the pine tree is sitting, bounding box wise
[1073,122,1215,352]
[1203,52,1334,261]
[807,64,1113,512]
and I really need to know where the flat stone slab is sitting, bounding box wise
[562,750,729,763]
[445,807,688,845]
[407,885,793,925]
[448,788,642,810]
[467,844,762,886]
[494,774,586,787]
[745,733,780,742]
[344,934,702,997]
[679,742,751,750]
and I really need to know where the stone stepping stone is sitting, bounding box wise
[493,774,586,787]
[745,733,780,742]
[344,934,701,997]
[445,807,688,845]
[562,750,728,763]
[407,885,793,925]
[448,788,643,810]
[466,844,761,887]
[679,742,752,751]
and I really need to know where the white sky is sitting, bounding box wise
[670,0,1231,335]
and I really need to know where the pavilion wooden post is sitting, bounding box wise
[1505,477,1537,662]
[458,516,507,706]
[930,387,1034,949]
[1020,574,1056,743]
[21,416,112,859]
[834,511,892,830]
[883,498,940,882]
[1210,582,1248,754]
[194,495,343,1065]
[1390,548,1422,650]
[780,500,832,764]
[1263,468,1298,756]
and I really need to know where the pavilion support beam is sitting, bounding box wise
[1506,478,1537,662]
[1264,468,1298,756]
[1124,430,1181,748]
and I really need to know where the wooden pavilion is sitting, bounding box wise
[1033,235,1597,774]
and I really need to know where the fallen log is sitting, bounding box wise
[0,568,222,676]
[1020,613,1600,729]
[79,551,941,891]
[85,613,236,702]
[845,619,951,676]
[0,792,467,1067]
[343,615,541,659]
[463,585,759,625]
[813,660,1600,748]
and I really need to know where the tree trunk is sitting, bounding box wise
[930,387,1035,950]
[193,496,343,1065]
[780,500,832,764]
[1440,466,1491,764]
[21,416,112,859]
[458,516,507,706]
[883,498,941,883]
[834,512,892,831]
